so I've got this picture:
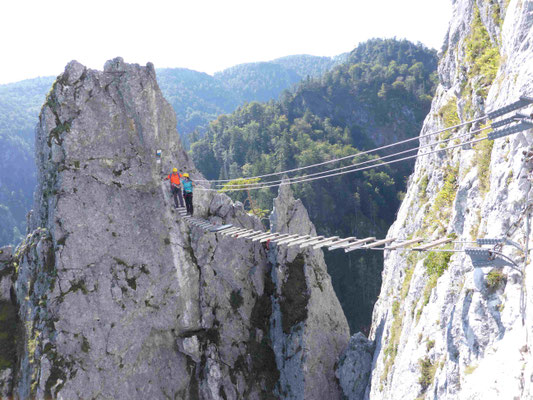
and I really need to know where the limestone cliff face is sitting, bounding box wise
[3,58,349,399]
[0,245,16,398]
[269,182,350,400]
[363,1,533,399]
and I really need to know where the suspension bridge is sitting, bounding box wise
[175,95,533,269]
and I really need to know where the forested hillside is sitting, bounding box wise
[269,53,348,78]
[159,54,344,140]
[213,54,345,104]
[191,39,438,331]
[0,54,341,246]
[0,77,54,245]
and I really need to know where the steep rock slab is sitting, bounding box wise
[367,1,533,399]
[269,182,350,399]
[336,332,374,400]
[0,245,16,397]
[187,189,279,399]
[15,58,201,399]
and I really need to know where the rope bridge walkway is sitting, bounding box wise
[179,207,525,269]
[176,95,533,270]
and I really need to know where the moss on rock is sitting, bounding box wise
[229,289,244,310]
[0,301,17,371]
[280,254,310,334]
[464,5,501,98]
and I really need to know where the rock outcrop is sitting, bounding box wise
[363,0,533,399]
[4,58,349,399]
[0,245,16,398]
[336,332,374,400]
[269,182,350,399]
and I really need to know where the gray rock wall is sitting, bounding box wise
[0,245,16,398]
[269,182,350,400]
[365,1,533,399]
[336,333,374,400]
[6,58,349,399]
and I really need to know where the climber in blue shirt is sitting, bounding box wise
[182,173,195,215]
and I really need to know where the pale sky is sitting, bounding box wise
[1,0,452,85]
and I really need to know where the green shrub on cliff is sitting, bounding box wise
[486,269,506,289]
[418,356,437,391]
[438,97,461,130]
[424,250,452,278]
[464,5,501,98]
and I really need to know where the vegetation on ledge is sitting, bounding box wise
[464,5,501,98]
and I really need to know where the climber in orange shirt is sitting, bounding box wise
[163,168,184,208]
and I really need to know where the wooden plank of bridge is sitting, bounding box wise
[229,229,251,238]
[384,237,423,250]
[220,227,245,235]
[343,237,377,252]
[239,231,264,239]
[284,236,315,246]
[260,233,289,243]
[287,236,324,248]
[209,224,233,233]
[266,233,294,243]
[360,237,396,249]
[327,237,358,250]
[297,236,326,249]
[209,224,233,232]
[277,235,310,246]
[413,237,453,251]
[231,229,256,238]
[220,227,245,236]
[311,236,341,250]
[245,232,268,240]
[251,233,278,242]
[271,234,301,244]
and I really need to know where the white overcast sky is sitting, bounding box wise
[0,0,452,85]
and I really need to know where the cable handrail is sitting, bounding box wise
[195,116,487,183]
[196,133,492,192]
[193,97,533,185]
[215,126,490,189]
